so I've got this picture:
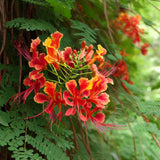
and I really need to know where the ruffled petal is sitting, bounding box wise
[44,81,56,98]
[63,47,72,62]
[97,93,110,105]
[63,90,74,106]
[29,53,47,70]
[65,108,76,116]
[30,37,41,58]
[94,112,105,123]
[65,80,77,96]
[45,55,57,64]
[79,109,88,122]
[23,77,34,86]
[50,31,63,49]
[79,78,90,93]
[85,45,94,62]
[105,78,113,85]
[29,70,43,80]
[39,77,45,88]
[34,93,48,103]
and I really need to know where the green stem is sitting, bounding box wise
[46,79,60,84]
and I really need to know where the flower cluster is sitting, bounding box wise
[113,60,133,84]
[104,59,133,93]
[14,31,118,131]
[116,12,149,55]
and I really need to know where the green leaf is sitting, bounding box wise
[115,51,122,59]
[107,54,117,61]
[0,115,9,126]
[6,18,56,33]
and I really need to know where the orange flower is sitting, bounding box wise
[117,13,144,45]
[13,70,45,103]
[141,43,149,55]
[29,37,47,71]
[88,44,107,69]
[43,31,63,70]
[63,78,90,121]
[119,50,129,57]
[34,81,65,130]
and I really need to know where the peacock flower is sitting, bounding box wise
[63,78,90,121]
[13,30,118,132]
[29,37,47,71]
[79,41,94,63]
[84,106,120,132]
[13,70,45,103]
[30,37,41,58]
[91,64,114,85]
[34,81,65,129]
[62,47,78,68]
[141,43,149,55]
[43,31,63,70]
[88,45,106,69]
[86,75,110,109]
[86,107,105,123]
[117,13,144,45]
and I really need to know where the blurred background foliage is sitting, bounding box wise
[0,0,160,159]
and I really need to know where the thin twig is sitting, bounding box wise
[103,0,115,43]
[5,146,7,160]
[10,0,15,43]
[68,117,79,150]
[140,113,160,148]
[84,127,93,160]
[148,24,160,34]
[18,54,22,99]
[146,0,160,12]
[0,0,6,57]
[152,133,160,148]
[77,114,93,160]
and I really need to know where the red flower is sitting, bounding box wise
[34,81,65,129]
[43,31,63,70]
[79,41,94,63]
[82,107,120,132]
[113,60,128,78]
[86,75,110,109]
[30,37,41,58]
[141,43,149,55]
[29,37,47,71]
[62,41,94,68]
[63,78,90,121]
[119,50,129,57]
[63,75,111,121]
[13,70,45,103]
[91,64,114,84]
[62,47,78,68]
[88,45,107,69]
[117,13,144,45]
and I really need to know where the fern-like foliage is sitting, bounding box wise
[136,100,160,116]
[0,102,74,160]
[70,20,97,46]
[6,18,56,32]
[0,63,19,106]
